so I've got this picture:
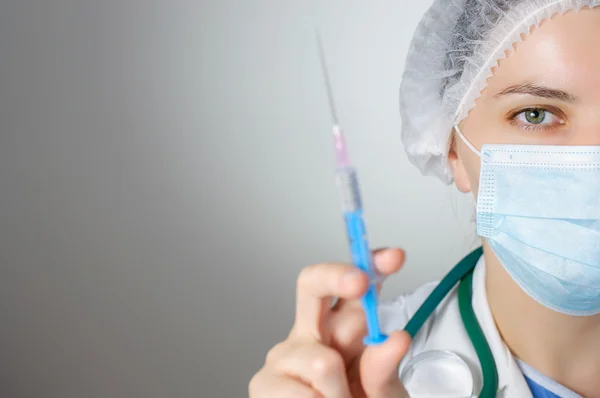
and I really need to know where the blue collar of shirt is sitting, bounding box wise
[517,359,582,398]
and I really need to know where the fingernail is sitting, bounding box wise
[372,247,389,256]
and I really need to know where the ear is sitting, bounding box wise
[448,131,472,194]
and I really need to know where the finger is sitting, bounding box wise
[249,371,322,398]
[373,248,406,280]
[335,248,406,314]
[328,306,368,362]
[360,330,411,398]
[371,249,406,305]
[276,343,352,398]
[324,248,407,354]
[294,263,368,340]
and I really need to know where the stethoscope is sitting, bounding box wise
[399,247,499,398]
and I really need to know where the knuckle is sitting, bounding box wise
[311,348,344,379]
[248,371,265,396]
[265,341,288,364]
[297,263,320,289]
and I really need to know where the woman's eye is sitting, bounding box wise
[514,108,563,126]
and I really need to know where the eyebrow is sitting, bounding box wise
[493,82,577,102]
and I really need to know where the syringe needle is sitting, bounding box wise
[315,28,340,127]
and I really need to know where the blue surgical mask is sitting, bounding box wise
[455,125,600,316]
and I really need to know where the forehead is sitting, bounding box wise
[484,8,600,96]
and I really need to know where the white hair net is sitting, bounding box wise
[399,0,600,184]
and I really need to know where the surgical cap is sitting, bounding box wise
[399,0,600,184]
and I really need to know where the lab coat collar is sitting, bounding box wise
[471,255,533,397]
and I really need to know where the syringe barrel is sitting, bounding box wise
[335,167,362,213]
[336,167,376,279]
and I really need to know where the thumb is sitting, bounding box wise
[360,330,411,398]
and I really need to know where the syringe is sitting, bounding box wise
[316,31,388,345]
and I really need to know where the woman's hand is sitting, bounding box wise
[249,248,411,398]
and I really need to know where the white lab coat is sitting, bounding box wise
[379,254,533,397]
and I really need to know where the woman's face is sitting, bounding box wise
[451,7,600,196]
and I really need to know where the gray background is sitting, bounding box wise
[0,1,478,397]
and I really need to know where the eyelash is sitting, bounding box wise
[507,107,565,132]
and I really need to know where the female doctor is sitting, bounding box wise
[249,1,600,397]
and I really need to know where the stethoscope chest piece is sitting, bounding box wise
[400,349,475,398]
